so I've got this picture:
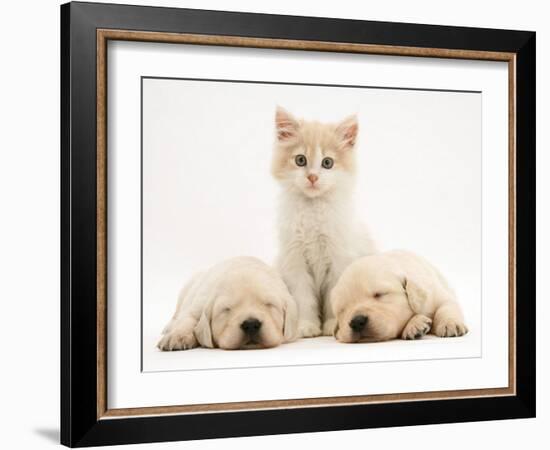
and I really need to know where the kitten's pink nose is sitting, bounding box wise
[307,174,318,185]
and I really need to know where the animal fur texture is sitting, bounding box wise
[331,250,468,342]
[271,107,376,337]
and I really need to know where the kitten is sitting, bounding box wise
[272,107,377,338]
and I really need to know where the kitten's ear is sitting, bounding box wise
[336,114,359,150]
[275,106,299,142]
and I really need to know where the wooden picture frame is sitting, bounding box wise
[61,1,535,447]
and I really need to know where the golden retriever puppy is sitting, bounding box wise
[157,257,298,351]
[331,250,468,343]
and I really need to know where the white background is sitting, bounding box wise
[0,0,546,449]
[142,74,483,372]
[109,41,510,409]
[110,28,510,408]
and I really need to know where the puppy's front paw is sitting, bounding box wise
[157,329,198,351]
[298,320,322,338]
[433,319,468,337]
[402,314,432,340]
[322,319,337,336]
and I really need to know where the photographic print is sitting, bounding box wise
[62,2,535,445]
[141,77,481,372]
[105,35,512,414]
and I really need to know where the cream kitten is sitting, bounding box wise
[272,107,377,338]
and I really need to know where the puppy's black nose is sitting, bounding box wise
[349,315,368,332]
[240,318,262,335]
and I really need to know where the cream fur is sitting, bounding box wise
[331,250,468,343]
[272,107,376,338]
[157,257,298,351]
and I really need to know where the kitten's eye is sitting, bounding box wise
[295,154,307,167]
[321,157,334,169]
[222,307,231,313]
[373,292,387,299]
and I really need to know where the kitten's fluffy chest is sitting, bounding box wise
[289,198,334,265]
[278,193,355,284]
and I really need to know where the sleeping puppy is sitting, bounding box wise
[157,257,298,351]
[331,250,468,343]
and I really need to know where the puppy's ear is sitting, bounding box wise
[328,287,341,337]
[333,321,339,337]
[282,293,299,342]
[193,302,214,348]
[403,276,430,314]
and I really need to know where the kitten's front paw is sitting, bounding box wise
[322,319,337,336]
[298,320,322,338]
[433,318,468,338]
[401,314,432,340]
[157,328,198,351]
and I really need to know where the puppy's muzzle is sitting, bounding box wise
[240,318,262,336]
[349,315,368,333]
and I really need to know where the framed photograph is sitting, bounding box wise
[61,1,536,447]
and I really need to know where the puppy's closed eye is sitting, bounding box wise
[373,292,387,299]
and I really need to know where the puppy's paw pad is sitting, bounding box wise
[298,320,322,338]
[434,320,468,338]
[401,315,432,340]
[157,331,198,351]
[322,319,337,336]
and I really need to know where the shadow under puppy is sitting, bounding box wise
[331,250,468,343]
[158,257,298,351]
